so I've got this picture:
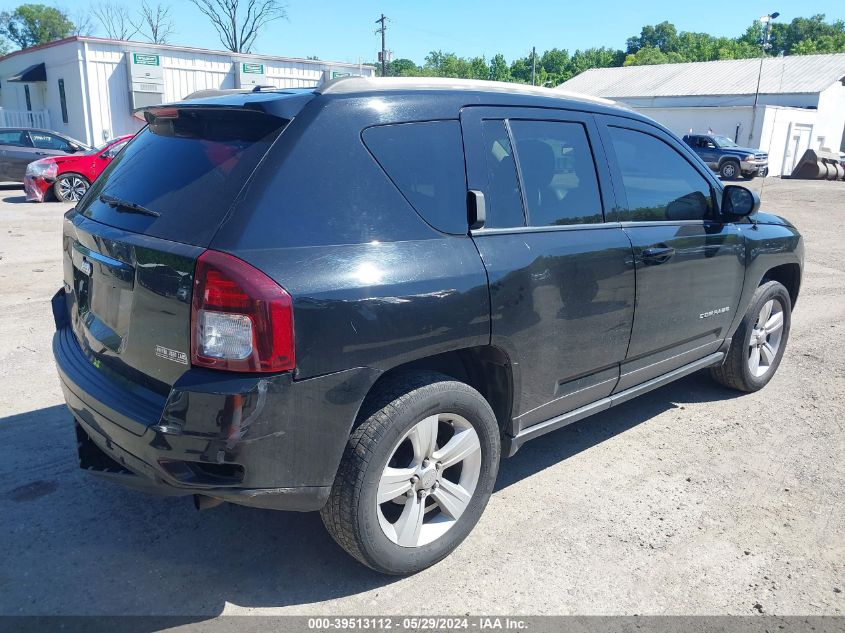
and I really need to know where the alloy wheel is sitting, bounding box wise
[59,177,88,201]
[748,298,784,377]
[377,413,481,548]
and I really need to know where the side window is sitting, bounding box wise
[363,120,467,234]
[509,120,604,226]
[58,79,69,124]
[105,140,128,157]
[608,126,714,222]
[0,130,28,147]
[30,132,71,151]
[480,120,525,228]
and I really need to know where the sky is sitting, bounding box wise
[3,0,845,64]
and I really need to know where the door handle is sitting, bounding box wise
[641,245,675,265]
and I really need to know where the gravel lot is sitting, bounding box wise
[0,178,842,618]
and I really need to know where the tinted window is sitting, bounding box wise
[609,126,714,222]
[30,132,71,151]
[0,130,28,147]
[363,120,467,234]
[480,120,525,228]
[509,120,604,226]
[77,108,286,246]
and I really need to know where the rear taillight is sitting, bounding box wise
[191,250,294,373]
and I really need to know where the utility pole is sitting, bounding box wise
[531,46,536,85]
[749,11,779,144]
[375,14,388,77]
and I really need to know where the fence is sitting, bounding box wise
[0,109,51,129]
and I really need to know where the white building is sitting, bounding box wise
[0,36,374,146]
[559,54,845,176]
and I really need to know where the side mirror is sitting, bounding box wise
[467,190,486,230]
[722,185,760,217]
[706,143,716,149]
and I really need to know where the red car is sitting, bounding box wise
[24,135,133,203]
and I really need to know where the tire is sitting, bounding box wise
[320,371,501,575]
[719,160,740,180]
[711,280,792,392]
[53,173,90,203]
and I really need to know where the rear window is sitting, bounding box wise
[363,120,467,234]
[77,108,287,246]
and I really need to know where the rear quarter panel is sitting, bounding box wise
[211,94,491,380]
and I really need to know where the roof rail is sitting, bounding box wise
[315,75,618,106]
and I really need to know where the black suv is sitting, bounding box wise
[683,133,769,180]
[53,77,803,575]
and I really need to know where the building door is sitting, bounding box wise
[782,123,813,175]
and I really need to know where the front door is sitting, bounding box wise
[598,115,746,391]
[696,137,720,171]
[462,107,635,432]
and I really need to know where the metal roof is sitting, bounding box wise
[318,75,619,106]
[558,53,845,98]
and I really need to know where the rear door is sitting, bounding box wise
[61,106,290,397]
[0,130,38,181]
[597,115,745,390]
[462,106,635,433]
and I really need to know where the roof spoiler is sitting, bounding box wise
[134,88,317,123]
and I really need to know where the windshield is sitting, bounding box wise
[712,135,739,148]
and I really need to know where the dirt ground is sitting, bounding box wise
[0,178,842,618]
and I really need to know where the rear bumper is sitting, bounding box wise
[52,290,379,511]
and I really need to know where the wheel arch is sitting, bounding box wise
[56,171,90,183]
[762,262,801,307]
[352,346,515,439]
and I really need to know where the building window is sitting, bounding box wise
[58,79,68,124]
[24,85,31,111]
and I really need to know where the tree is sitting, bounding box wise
[508,52,533,83]
[772,14,845,55]
[92,3,138,40]
[0,4,75,49]
[137,1,174,44]
[188,0,286,53]
[488,53,510,82]
[623,46,684,66]
[627,21,680,54]
[389,58,420,76]
[0,37,9,55]
[423,50,472,78]
[568,47,624,75]
[68,7,95,36]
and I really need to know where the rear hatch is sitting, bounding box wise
[61,101,297,396]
